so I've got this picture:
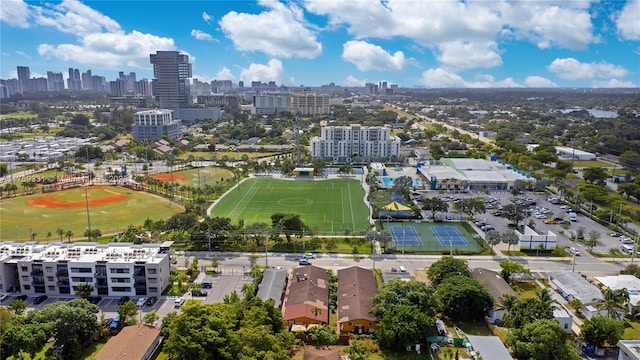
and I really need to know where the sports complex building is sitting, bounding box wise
[417,158,535,192]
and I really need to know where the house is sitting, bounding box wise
[467,336,513,360]
[554,306,573,334]
[548,271,605,318]
[94,325,162,360]
[618,340,640,360]
[336,266,378,335]
[256,268,287,308]
[595,275,640,314]
[470,268,517,324]
[282,265,329,330]
[303,348,341,360]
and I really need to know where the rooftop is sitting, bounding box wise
[337,267,378,324]
[467,336,513,360]
[470,268,517,301]
[94,325,162,360]
[549,271,603,304]
[256,268,287,308]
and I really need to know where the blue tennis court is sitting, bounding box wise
[432,226,470,246]
[389,226,423,246]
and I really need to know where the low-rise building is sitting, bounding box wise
[132,109,181,141]
[257,268,287,308]
[282,266,329,330]
[0,242,171,297]
[548,271,604,318]
[515,226,557,251]
[336,266,378,335]
[618,340,640,360]
[94,325,162,360]
[470,268,518,324]
[595,275,640,314]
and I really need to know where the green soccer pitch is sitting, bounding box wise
[209,178,371,235]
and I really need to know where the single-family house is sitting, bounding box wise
[549,271,605,318]
[337,266,378,335]
[467,336,513,360]
[470,268,518,324]
[595,275,640,314]
[257,268,287,308]
[94,325,162,360]
[282,265,329,330]
[618,340,640,360]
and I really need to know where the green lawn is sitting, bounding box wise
[0,186,182,240]
[153,167,234,188]
[210,178,371,235]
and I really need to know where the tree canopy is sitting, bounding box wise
[508,319,580,360]
[435,275,494,321]
[580,316,624,348]
[426,256,471,287]
[506,297,554,329]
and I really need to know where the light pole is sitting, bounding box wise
[84,187,91,240]
[632,234,638,266]
[449,235,453,256]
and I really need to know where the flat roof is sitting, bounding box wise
[257,268,287,308]
[618,340,640,360]
[467,336,513,360]
[94,325,161,360]
[549,271,603,304]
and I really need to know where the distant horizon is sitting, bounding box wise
[1,0,639,89]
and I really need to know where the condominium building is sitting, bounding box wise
[0,242,172,297]
[251,92,330,115]
[132,109,181,141]
[252,94,291,115]
[291,92,330,115]
[310,125,401,163]
[150,51,192,116]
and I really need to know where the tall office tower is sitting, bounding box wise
[67,68,82,91]
[47,71,65,91]
[150,51,192,116]
[17,66,30,93]
[82,70,93,90]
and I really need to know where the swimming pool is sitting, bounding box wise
[381,177,423,187]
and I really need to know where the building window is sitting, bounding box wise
[48,286,55,291]
[46,267,53,273]
[21,266,28,272]
[110,268,130,274]
[148,278,157,284]
[148,269,157,274]
[47,276,54,282]
[22,276,29,281]
[70,267,92,273]
[149,287,158,293]
[23,285,30,290]
[111,287,131,292]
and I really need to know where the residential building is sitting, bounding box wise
[257,268,287,308]
[17,66,30,93]
[252,94,291,115]
[548,271,605,318]
[132,109,181,141]
[618,340,640,360]
[282,265,329,330]
[0,242,172,297]
[291,92,330,115]
[310,125,401,163]
[67,68,82,91]
[554,306,573,334]
[467,336,513,360]
[110,79,127,97]
[150,50,192,116]
[303,349,340,360]
[595,275,640,314]
[470,268,518,324]
[47,71,65,91]
[81,70,92,90]
[95,325,162,360]
[336,266,377,335]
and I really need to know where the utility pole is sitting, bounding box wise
[84,187,91,240]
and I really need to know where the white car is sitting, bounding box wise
[0,293,7,302]
[302,253,316,259]
[569,247,580,256]
[136,297,148,307]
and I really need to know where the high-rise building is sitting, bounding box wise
[47,71,65,91]
[134,79,151,96]
[310,125,401,163]
[132,109,181,141]
[17,66,30,93]
[150,51,192,116]
[67,68,82,91]
[109,79,127,97]
[81,70,93,90]
[92,76,107,92]
[291,92,330,115]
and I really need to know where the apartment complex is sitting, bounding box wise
[0,242,171,297]
[310,125,401,163]
[150,51,192,116]
[132,109,182,141]
[251,92,330,115]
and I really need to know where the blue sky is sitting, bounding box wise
[1,0,639,88]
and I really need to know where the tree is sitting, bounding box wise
[619,150,640,174]
[502,203,527,228]
[311,306,322,324]
[142,310,159,326]
[435,275,494,321]
[499,260,531,282]
[622,264,640,278]
[485,230,501,252]
[118,300,139,325]
[4,323,51,359]
[426,256,471,287]
[392,175,414,197]
[56,227,65,241]
[506,297,554,329]
[496,294,519,323]
[310,325,339,349]
[582,167,609,185]
[75,283,94,299]
[457,198,486,219]
[580,316,624,348]
[501,230,520,255]
[535,288,558,309]
[65,229,74,242]
[508,319,579,360]
[585,230,601,251]
[568,298,583,315]
[421,197,448,221]
[6,299,27,315]
[595,289,628,319]
[270,213,306,243]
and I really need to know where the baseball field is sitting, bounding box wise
[0,186,182,241]
[209,178,371,235]
[150,167,234,187]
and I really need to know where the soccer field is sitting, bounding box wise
[210,178,371,235]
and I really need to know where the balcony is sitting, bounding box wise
[31,270,44,276]
[56,270,68,276]
[94,272,107,278]
[57,280,70,286]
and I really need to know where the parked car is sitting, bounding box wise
[117,296,130,305]
[174,297,185,308]
[15,295,28,301]
[201,281,212,289]
[146,296,158,306]
[191,289,207,297]
[569,247,580,256]
[0,293,7,302]
[298,258,311,266]
[609,232,622,237]
[302,253,316,259]
[136,297,148,307]
[103,318,114,328]
[33,295,48,305]
[87,296,102,305]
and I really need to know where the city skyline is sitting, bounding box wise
[1,0,639,89]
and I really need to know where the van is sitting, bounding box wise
[620,244,634,255]
[399,266,407,273]
[174,297,185,308]
[569,212,577,221]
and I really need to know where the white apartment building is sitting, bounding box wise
[0,242,171,298]
[291,92,330,115]
[251,92,330,115]
[310,125,401,163]
[132,109,181,141]
[252,94,291,115]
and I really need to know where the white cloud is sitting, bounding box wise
[215,67,235,80]
[191,29,215,42]
[548,58,629,80]
[202,11,213,23]
[32,0,121,36]
[219,0,322,59]
[419,68,522,88]
[524,76,558,88]
[38,31,176,69]
[341,41,406,72]
[616,0,640,41]
[240,59,295,85]
[16,51,32,60]
[592,78,638,88]
[344,75,367,87]
[434,41,502,70]
[0,0,30,28]
[500,1,595,50]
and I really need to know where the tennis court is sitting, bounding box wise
[389,226,423,246]
[383,222,484,253]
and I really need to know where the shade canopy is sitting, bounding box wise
[382,201,411,211]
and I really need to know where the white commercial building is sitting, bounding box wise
[310,125,401,163]
[132,109,181,141]
[555,146,596,161]
[418,158,534,192]
[0,242,172,298]
[516,226,557,251]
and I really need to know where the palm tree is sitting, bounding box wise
[311,306,322,324]
[56,227,65,241]
[485,230,501,253]
[536,288,559,309]
[496,293,519,323]
[595,289,628,319]
[65,230,74,243]
[608,248,622,263]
